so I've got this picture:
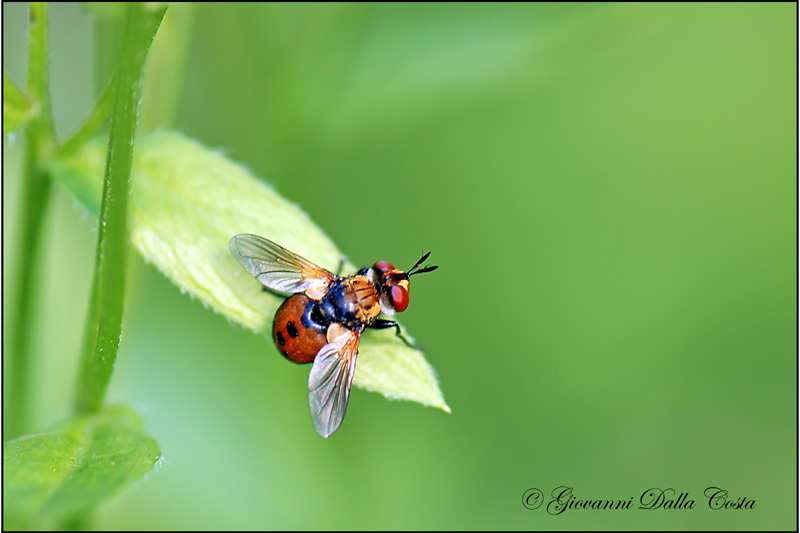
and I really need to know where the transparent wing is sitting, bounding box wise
[229,234,335,297]
[308,328,361,438]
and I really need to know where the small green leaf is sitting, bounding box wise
[48,132,449,412]
[3,72,35,133]
[3,406,161,530]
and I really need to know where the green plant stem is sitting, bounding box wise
[74,3,167,414]
[26,2,55,142]
[5,2,56,439]
[6,166,52,439]
[139,3,195,132]
[3,73,34,133]
[58,71,117,158]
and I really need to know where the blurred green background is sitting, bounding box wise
[3,2,796,530]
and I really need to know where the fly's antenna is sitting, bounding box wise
[407,252,438,276]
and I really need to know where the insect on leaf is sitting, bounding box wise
[47,132,450,412]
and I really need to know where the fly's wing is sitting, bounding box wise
[229,234,335,298]
[308,328,361,438]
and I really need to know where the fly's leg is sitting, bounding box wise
[371,319,422,350]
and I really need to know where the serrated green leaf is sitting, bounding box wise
[48,131,449,412]
[3,406,160,530]
[3,72,35,133]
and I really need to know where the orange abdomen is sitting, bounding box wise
[273,294,328,364]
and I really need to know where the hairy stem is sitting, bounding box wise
[74,3,167,414]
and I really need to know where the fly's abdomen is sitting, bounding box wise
[273,294,329,364]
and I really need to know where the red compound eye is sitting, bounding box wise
[375,260,395,273]
[390,284,409,312]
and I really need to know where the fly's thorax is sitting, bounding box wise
[319,275,382,328]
